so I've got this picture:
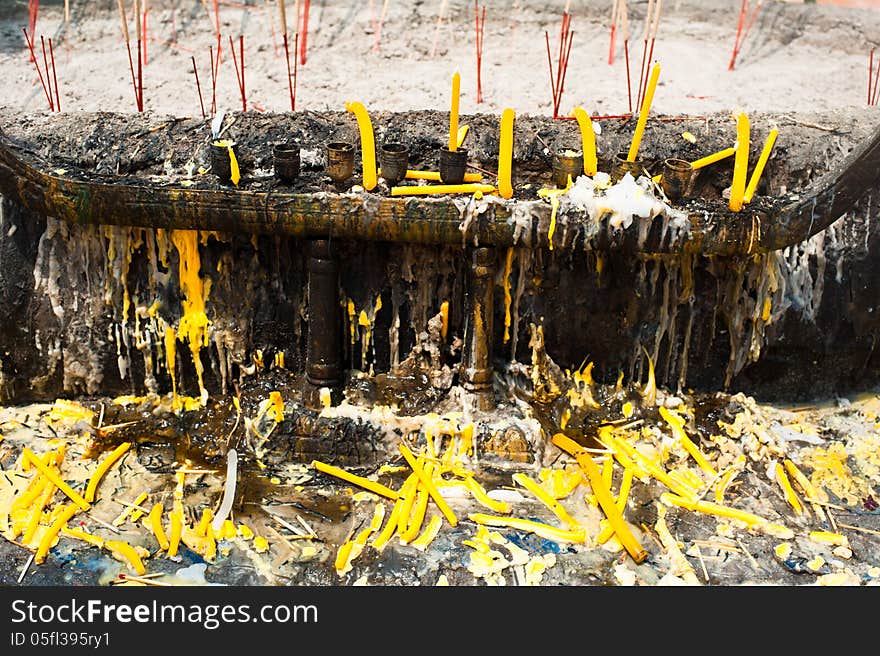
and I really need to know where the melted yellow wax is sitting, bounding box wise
[169,230,212,408]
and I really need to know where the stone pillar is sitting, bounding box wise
[462,246,496,411]
[304,239,343,408]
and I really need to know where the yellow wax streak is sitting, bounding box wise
[627,62,661,162]
[512,473,581,531]
[312,460,400,500]
[690,146,736,170]
[440,300,449,340]
[35,502,80,563]
[164,326,177,399]
[502,247,513,343]
[84,442,131,503]
[537,177,572,251]
[345,101,378,191]
[659,407,716,476]
[61,527,105,548]
[743,128,777,203]
[390,183,496,196]
[148,502,170,550]
[729,111,750,211]
[410,515,443,550]
[497,108,515,199]
[228,147,240,187]
[112,491,148,526]
[449,72,460,152]
[775,462,804,516]
[22,448,89,511]
[469,513,587,543]
[399,444,458,527]
[380,169,481,182]
[572,106,598,175]
[105,539,146,575]
[167,502,183,557]
[714,464,740,503]
[552,433,648,563]
[456,125,469,149]
[170,230,210,406]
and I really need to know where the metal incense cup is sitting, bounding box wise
[438,147,468,184]
[378,142,409,187]
[610,151,645,183]
[552,148,584,188]
[273,142,301,184]
[326,141,355,189]
[210,140,240,186]
[661,157,695,201]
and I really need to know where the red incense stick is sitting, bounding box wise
[22,29,52,110]
[49,37,60,112]
[299,0,310,65]
[192,55,206,118]
[40,35,55,111]
[229,35,246,112]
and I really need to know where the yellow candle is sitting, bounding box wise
[311,459,400,500]
[410,514,443,550]
[468,513,587,544]
[345,101,378,191]
[105,539,146,575]
[456,125,469,150]
[497,108,515,199]
[627,62,661,162]
[552,433,648,563]
[112,491,148,526]
[167,501,183,557]
[449,72,460,152]
[512,472,581,531]
[809,530,848,547]
[775,462,803,516]
[85,441,131,503]
[399,444,457,526]
[459,476,511,514]
[378,169,482,182]
[690,146,736,170]
[729,111,750,211]
[743,128,777,203]
[401,467,432,543]
[390,183,496,197]
[148,502,170,550]
[659,407,716,476]
[572,106,597,175]
[23,483,56,545]
[661,493,770,527]
[61,526,105,548]
[22,447,89,511]
[35,502,80,564]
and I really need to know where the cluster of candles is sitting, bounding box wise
[208,64,775,213]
